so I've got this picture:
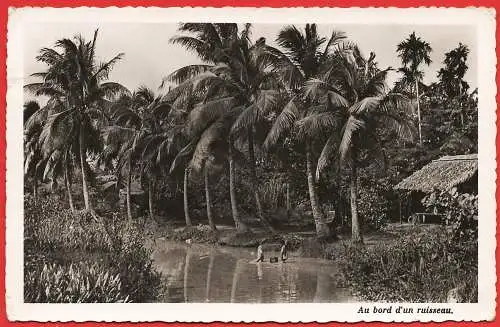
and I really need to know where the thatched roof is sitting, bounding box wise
[395,154,477,193]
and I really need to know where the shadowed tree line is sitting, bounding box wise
[24,24,477,243]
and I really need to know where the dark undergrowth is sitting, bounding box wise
[333,228,478,302]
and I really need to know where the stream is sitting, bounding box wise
[152,240,355,303]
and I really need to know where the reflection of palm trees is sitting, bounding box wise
[183,247,192,302]
[205,251,215,302]
[313,268,330,303]
[230,259,243,303]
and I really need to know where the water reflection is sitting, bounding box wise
[152,240,353,303]
[205,251,214,302]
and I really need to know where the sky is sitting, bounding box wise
[22,22,478,98]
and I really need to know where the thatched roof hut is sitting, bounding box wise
[395,154,478,193]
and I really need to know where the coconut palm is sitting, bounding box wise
[102,87,172,220]
[169,106,245,231]
[262,24,348,239]
[24,101,44,202]
[397,32,432,145]
[167,23,280,232]
[25,29,129,212]
[302,48,414,243]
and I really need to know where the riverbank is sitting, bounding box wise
[25,195,477,303]
[154,221,477,303]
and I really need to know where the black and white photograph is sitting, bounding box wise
[6,7,496,322]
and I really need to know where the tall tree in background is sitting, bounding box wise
[397,32,432,145]
[438,43,470,98]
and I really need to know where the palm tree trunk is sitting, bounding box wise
[286,181,291,214]
[247,128,274,233]
[415,79,422,145]
[204,163,216,232]
[306,146,330,239]
[79,126,92,211]
[183,167,192,227]
[148,179,154,220]
[350,157,362,243]
[126,156,133,221]
[228,145,247,232]
[64,156,75,212]
[33,177,38,204]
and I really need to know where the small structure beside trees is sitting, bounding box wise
[395,154,478,223]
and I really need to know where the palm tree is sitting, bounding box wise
[167,23,279,232]
[169,107,244,231]
[25,99,91,212]
[24,101,44,202]
[302,48,414,243]
[397,32,432,145]
[262,24,348,239]
[438,43,470,99]
[102,87,172,220]
[25,29,129,212]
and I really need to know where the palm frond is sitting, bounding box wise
[165,64,214,85]
[339,116,366,162]
[316,132,341,179]
[186,96,235,137]
[231,103,257,137]
[296,111,342,142]
[263,97,299,150]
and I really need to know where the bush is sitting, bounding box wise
[24,196,162,303]
[25,262,128,303]
[165,225,219,244]
[338,230,477,302]
[357,178,392,230]
[25,195,113,252]
[421,188,478,242]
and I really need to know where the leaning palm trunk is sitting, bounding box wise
[148,179,154,220]
[350,161,362,243]
[79,126,92,211]
[228,145,248,232]
[183,167,192,227]
[204,164,217,232]
[306,147,330,239]
[415,79,422,145]
[64,155,75,212]
[247,128,274,233]
[126,156,133,221]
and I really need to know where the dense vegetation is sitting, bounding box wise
[23,24,478,302]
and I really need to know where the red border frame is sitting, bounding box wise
[1,1,498,326]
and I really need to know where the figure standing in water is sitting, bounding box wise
[280,240,288,262]
[256,242,264,262]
